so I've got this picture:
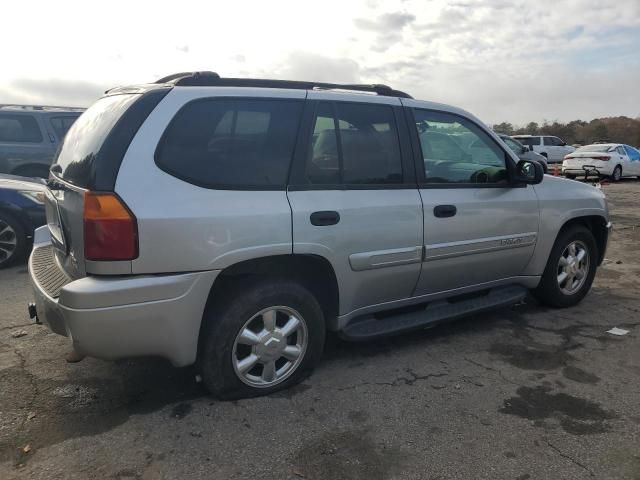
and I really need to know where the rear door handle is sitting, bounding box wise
[310,211,340,226]
[434,205,457,218]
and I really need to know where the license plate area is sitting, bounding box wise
[45,188,67,254]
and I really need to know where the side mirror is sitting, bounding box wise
[513,159,544,185]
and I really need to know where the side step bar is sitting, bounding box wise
[340,285,527,341]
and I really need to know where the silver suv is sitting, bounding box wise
[0,104,83,178]
[28,72,611,399]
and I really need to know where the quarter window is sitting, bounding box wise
[156,99,303,188]
[305,102,403,185]
[413,109,509,185]
[0,114,42,143]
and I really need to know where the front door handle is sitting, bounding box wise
[434,205,457,218]
[310,211,340,226]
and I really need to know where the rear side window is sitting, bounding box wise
[56,94,139,187]
[156,99,303,188]
[0,114,42,143]
[49,115,80,140]
[305,101,403,185]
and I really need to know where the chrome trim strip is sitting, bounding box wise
[424,232,537,261]
[349,246,423,271]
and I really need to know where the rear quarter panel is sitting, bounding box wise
[115,87,305,274]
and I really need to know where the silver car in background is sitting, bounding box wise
[498,134,548,173]
[28,72,611,399]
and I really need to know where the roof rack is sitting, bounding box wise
[0,104,85,112]
[154,71,413,98]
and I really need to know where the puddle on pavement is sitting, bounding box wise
[500,385,616,435]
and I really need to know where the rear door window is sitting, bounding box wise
[156,98,303,189]
[305,101,403,185]
[0,114,42,143]
[624,145,640,161]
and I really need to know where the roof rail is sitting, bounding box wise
[0,104,85,112]
[154,71,413,98]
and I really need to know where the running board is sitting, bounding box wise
[340,285,527,341]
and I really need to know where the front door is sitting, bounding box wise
[287,94,423,317]
[404,104,540,295]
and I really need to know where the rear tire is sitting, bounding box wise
[565,173,576,180]
[533,225,597,308]
[611,165,622,182]
[198,279,325,400]
[0,212,27,269]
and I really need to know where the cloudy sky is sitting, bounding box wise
[1,0,639,125]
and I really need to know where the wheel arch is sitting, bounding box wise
[201,253,340,336]
[556,215,609,265]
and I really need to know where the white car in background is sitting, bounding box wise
[512,135,575,163]
[562,143,640,181]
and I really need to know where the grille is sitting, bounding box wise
[31,245,72,298]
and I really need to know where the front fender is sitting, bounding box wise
[524,177,609,275]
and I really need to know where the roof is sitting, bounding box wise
[0,104,85,113]
[152,71,413,99]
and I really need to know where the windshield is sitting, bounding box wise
[575,144,613,153]
[54,94,139,187]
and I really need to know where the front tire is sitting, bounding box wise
[198,279,325,400]
[0,212,27,269]
[533,225,597,308]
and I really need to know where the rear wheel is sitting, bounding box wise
[198,279,325,399]
[0,212,27,269]
[565,173,576,180]
[533,225,597,308]
[611,165,622,182]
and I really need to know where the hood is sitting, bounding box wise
[0,174,47,192]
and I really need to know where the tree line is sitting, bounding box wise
[493,116,640,147]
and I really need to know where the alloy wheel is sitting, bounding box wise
[232,306,308,388]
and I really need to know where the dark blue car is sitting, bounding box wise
[0,174,47,268]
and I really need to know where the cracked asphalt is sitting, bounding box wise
[1,181,639,480]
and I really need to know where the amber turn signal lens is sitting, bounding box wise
[83,192,138,261]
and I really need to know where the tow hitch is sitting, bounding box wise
[28,303,41,324]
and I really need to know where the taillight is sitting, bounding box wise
[83,192,138,261]
[592,156,610,161]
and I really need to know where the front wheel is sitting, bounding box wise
[533,225,597,308]
[198,279,325,399]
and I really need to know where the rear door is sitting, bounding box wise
[543,136,565,162]
[287,93,423,317]
[614,146,630,176]
[404,103,540,294]
[624,145,640,175]
[47,93,151,278]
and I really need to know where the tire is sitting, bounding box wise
[565,173,576,180]
[533,225,597,308]
[0,211,27,269]
[611,165,622,182]
[198,279,325,400]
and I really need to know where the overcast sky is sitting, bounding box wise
[1,0,639,125]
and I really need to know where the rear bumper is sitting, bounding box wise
[29,229,219,366]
